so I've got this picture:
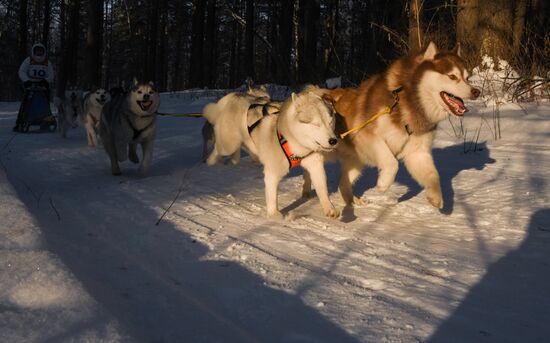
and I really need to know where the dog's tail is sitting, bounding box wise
[202,102,219,124]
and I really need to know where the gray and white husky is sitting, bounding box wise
[99,79,160,176]
[206,85,340,219]
[54,88,83,138]
[81,88,111,147]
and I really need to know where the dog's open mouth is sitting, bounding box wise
[440,92,467,116]
[137,100,153,112]
[96,98,106,105]
[137,100,153,111]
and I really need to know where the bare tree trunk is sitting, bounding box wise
[56,0,67,97]
[42,0,51,47]
[146,0,159,82]
[297,0,319,83]
[512,0,528,53]
[244,0,255,80]
[323,0,338,78]
[408,0,423,53]
[204,0,217,87]
[456,0,479,65]
[268,2,278,81]
[155,0,168,90]
[84,0,103,88]
[66,0,80,86]
[102,0,114,88]
[278,0,294,84]
[188,0,206,87]
[477,0,514,62]
[173,0,185,90]
[18,0,28,61]
[229,14,239,87]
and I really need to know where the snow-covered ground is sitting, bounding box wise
[1,93,549,343]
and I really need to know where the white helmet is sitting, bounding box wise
[31,43,46,63]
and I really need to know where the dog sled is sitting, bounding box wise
[13,82,57,133]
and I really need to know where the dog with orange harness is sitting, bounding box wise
[206,85,340,219]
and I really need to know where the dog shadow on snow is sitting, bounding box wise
[427,208,550,342]
[331,142,495,217]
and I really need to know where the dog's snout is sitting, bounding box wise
[471,88,480,99]
[143,94,150,101]
[100,94,106,99]
[328,138,338,146]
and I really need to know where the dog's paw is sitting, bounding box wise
[206,157,217,166]
[342,194,364,207]
[323,206,340,218]
[351,196,365,206]
[426,189,444,209]
[138,166,149,175]
[266,210,284,220]
[376,183,391,193]
[129,154,139,164]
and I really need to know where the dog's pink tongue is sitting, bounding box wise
[447,94,468,114]
[453,98,467,111]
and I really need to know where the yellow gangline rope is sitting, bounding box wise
[339,106,391,139]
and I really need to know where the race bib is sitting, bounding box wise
[27,64,49,80]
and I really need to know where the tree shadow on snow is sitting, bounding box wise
[3,165,360,343]
[427,208,550,342]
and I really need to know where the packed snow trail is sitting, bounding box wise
[0,95,549,342]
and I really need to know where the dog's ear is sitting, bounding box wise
[259,84,267,92]
[422,41,438,61]
[322,93,336,108]
[291,92,297,102]
[452,43,462,57]
[132,77,139,86]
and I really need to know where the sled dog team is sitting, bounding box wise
[58,42,481,219]
[204,42,480,218]
[55,79,160,175]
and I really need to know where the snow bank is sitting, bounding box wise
[470,55,549,105]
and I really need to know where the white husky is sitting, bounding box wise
[81,88,111,147]
[54,88,83,138]
[202,85,270,165]
[206,86,340,218]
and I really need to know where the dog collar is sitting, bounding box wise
[277,132,302,169]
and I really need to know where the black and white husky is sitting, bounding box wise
[99,79,160,175]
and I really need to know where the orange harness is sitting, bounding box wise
[277,132,302,169]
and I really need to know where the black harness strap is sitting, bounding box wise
[389,86,413,135]
[124,113,155,140]
[247,103,279,135]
